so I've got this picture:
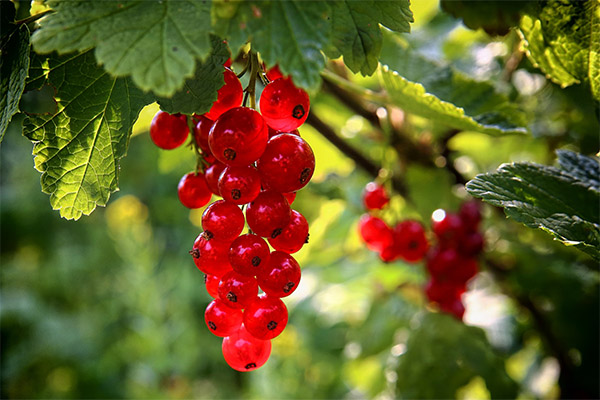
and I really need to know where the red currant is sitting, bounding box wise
[257,133,315,193]
[424,278,465,304]
[432,210,465,247]
[363,182,390,210]
[205,162,227,196]
[268,210,309,254]
[448,257,478,284]
[358,214,393,253]
[283,192,297,205]
[205,274,220,298]
[177,172,212,209]
[191,234,233,278]
[459,231,484,257]
[439,298,466,320]
[393,220,429,262]
[257,251,301,298]
[193,114,214,156]
[205,67,243,121]
[218,165,261,205]
[268,126,299,139]
[246,191,291,238]
[209,107,269,166]
[243,294,288,340]
[205,298,243,337]
[265,64,284,81]
[149,111,189,150]
[218,270,259,309]
[222,325,271,371]
[229,234,271,277]
[201,200,245,241]
[459,201,482,231]
[426,246,460,276]
[259,78,310,131]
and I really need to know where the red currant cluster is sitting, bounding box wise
[425,202,483,319]
[149,60,315,371]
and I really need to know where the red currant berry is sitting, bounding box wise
[177,172,212,209]
[358,214,393,253]
[224,57,232,68]
[246,191,291,238]
[426,246,460,277]
[431,210,465,247]
[222,325,271,371]
[205,67,243,121]
[363,182,390,210]
[193,114,214,156]
[257,251,301,298]
[265,65,284,81]
[205,274,220,298]
[393,220,429,262]
[259,78,310,131]
[191,234,233,278]
[218,271,259,309]
[268,126,299,139]
[459,201,482,231]
[459,232,484,257]
[218,165,261,205]
[379,245,401,263]
[243,294,288,340]
[257,133,315,193]
[424,278,465,304]
[202,200,245,241]
[205,162,227,196]
[149,111,189,150]
[439,298,466,320]
[268,210,309,254]
[209,107,269,166]
[448,257,478,284]
[229,234,271,277]
[283,192,297,205]
[205,298,243,337]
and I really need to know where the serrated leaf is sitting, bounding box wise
[519,1,598,99]
[396,313,518,399]
[466,151,600,259]
[1,24,30,141]
[23,51,154,220]
[327,1,413,76]
[557,149,600,190]
[31,1,212,97]
[379,37,528,135]
[157,36,229,115]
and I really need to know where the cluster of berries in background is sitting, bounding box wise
[149,57,315,371]
[358,182,484,320]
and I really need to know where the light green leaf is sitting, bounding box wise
[157,36,229,115]
[23,51,154,220]
[466,151,600,259]
[379,37,528,135]
[396,313,518,399]
[519,1,598,99]
[31,1,212,97]
[1,24,30,141]
[327,1,413,76]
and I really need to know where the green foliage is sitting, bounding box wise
[32,1,213,97]
[519,1,599,99]
[23,51,153,220]
[396,313,518,399]
[440,0,532,36]
[466,151,600,259]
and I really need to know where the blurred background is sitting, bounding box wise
[2,0,598,399]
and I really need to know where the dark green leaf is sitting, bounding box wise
[31,1,212,97]
[23,51,154,220]
[466,151,600,259]
[1,24,30,141]
[557,150,600,190]
[157,36,229,115]
[440,0,532,36]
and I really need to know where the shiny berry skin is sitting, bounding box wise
[432,210,465,247]
[268,126,299,139]
[191,234,233,278]
[209,107,269,166]
[243,295,288,340]
[259,78,310,131]
[393,220,429,262]
[218,271,259,309]
[257,134,315,193]
[257,251,301,298]
[205,274,220,298]
[357,214,393,253]
[229,234,271,277]
[459,201,482,231]
[205,67,243,121]
[218,165,261,205]
[283,192,297,205]
[426,246,460,277]
[177,172,212,209]
[201,200,245,241]
[268,210,309,254]
[379,245,401,263]
[265,65,284,81]
[193,115,214,156]
[149,111,189,150]
[246,191,291,238]
[222,325,271,371]
[205,162,226,196]
[205,298,243,337]
[363,182,390,210]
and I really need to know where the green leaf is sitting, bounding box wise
[157,36,229,115]
[466,151,600,259]
[23,51,154,220]
[327,0,413,76]
[31,1,212,97]
[396,313,518,399]
[440,0,532,36]
[519,1,598,99]
[1,24,30,141]
[213,1,331,91]
[379,36,528,135]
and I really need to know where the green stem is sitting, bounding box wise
[245,51,260,109]
[321,69,388,103]
[16,10,54,25]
